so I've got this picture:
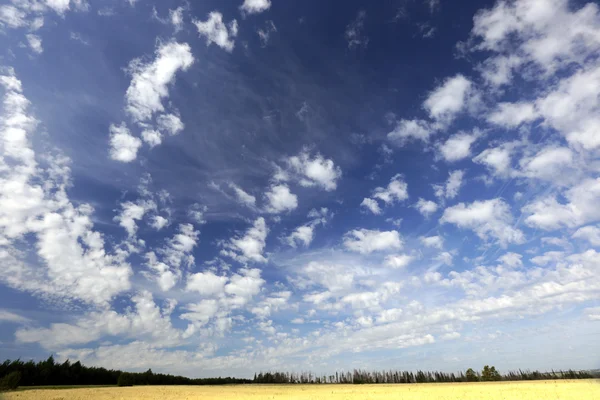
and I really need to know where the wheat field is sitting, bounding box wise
[3,380,599,400]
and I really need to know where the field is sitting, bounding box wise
[3,380,599,400]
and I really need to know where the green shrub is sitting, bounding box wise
[117,372,134,387]
[0,371,22,391]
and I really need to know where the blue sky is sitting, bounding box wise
[0,0,599,378]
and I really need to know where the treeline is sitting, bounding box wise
[0,356,596,390]
[253,366,595,384]
[0,356,250,388]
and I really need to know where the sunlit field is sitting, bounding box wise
[4,380,599,400]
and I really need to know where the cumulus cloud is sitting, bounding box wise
[384,254,414,269]
[285,149,342,191]
[361,175,408,215]
[194,12,238,52]
[114,200,156,237]
[186,271,228,296]
[26,34,43,53]
[264,184,298,214]
[361,198,381,215]
[387,119,435,145]
[518,146,575,183]
[420,235,444,249]
[487,102,537,127]
[572,225,600,246]
[424,74,474,123]
[0,69,132,306]
[433,170,465,199]
[372,174,409,204]
[344,229,402,254]
[223,217,269,263]
[441,198,524,246]
[415,198,438,217]
[229,183,256,207]
[240,0,271,15]
[125,42,193,123]
[109,124,142,162]
[286,225,314,248]
[437,130,480,162]
[523,178,600,230]
[473,143,514,177]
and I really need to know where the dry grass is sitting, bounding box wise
[3,380,599,400]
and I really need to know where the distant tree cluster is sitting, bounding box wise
[253,366,594,384]
[0,356,595,390]
[0,356,250,389]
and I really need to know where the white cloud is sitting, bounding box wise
[585,307,600,321]
[523,178,600,230]
[229,183,256,207]
[441,198,524,246]
[186,271,228,296]
[434,251,454,266]
[434,170,465,199]
[0,310,30,324]
[345,10,368,49]
[141,129,162,147]
[188,203,207,225]
[16,290,182,349]
[240,0,271,15]
[157,113,184,135]
[114,200,156,237]
[143,224,200,291]
[194,12,238,52]
[498,252,523,268]
[224,217,269,263]
[360,198,381,215]
[109,124,142,162]
[344,229,402,254]
[387,119,435,145]
[424,74,473,123]
[257,20,277,47]
[125,42,194,122]
[372,174,409,204]
[487,102,537,127]
[170,7,184,31]
[384,254,414,269]
[26,34,43,54]
[473,143,514,177]
[437,131,480,162]
[415,198,438,217]
[286,149,342,191]
[286,225,313,248]
[0,6,27,28]
[572,225,600,246]
[536,66,600,150]
[420,235,444,249]
[0,70,132,305]
[151,215,169,231]
[518,146,575,182]
[470,0,600,75]
[264,184,297,214]
[224,268,265,306]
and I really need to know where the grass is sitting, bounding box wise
[14,384,117,391]
[2,380,599,399]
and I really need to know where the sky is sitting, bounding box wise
[0,0,599,378]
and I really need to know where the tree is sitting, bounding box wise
[466,368,479,382]
[117,372,134,387]
[0,371,22,390]
[481,365,501,382]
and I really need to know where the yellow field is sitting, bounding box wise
[3,380,599,400]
